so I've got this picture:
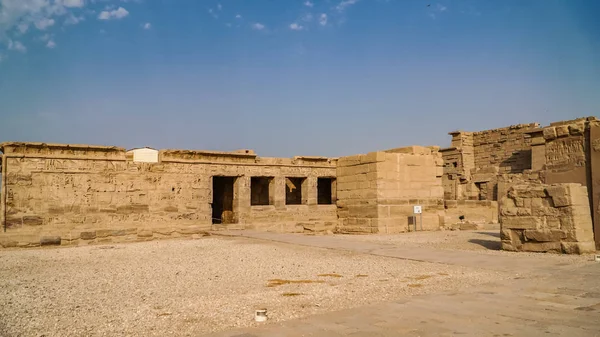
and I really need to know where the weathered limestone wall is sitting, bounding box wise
[442,123,539,202]
[472,123,538,174]
[0,143,336,248]
[532,117,600,249]
[443,200,498,227]
[500,182,595,254]
[337,146,445,233]
[336,153,380,233]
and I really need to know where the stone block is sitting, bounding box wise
[80,231,97,240]
[521,241,562,253]
[96,229,113,238]
[569,123,584,135]
[137,230,153,238]
[561,242,596,254]
[501,241,518,251]
[523,229,566,242]
[500,196,515,208]
[543,127,557,140]
[500,228,512,241]
[22,216,43,226]
[516,208,532,216]
[40,236,62,246]
[501,216,542,229]
[555,125,569,137]
[546,217,561,229]
[530,198,543,208]
[112,228,137,236]
[0,239,18,248]
[501,207,518,216]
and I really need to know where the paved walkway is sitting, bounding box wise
[204,231,600,337]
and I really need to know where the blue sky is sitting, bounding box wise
[0,0,598,157]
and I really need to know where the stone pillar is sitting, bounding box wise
[529,129,546,171]
[273,176,286,209]
[305,177,316,205]
[234,175,250,224]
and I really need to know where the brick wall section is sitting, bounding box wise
[337,146,445,233]
[499,182,595,254]
[0,143,337,248]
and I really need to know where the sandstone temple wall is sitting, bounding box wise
[0,142,337,248]
[499,182,595,254]
[337,146,445,233]
[442,123,539,202]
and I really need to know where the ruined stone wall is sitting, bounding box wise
[443,200,498,227]
[500,182,595,254]
[0,143,336,248]
[443,123,539,202]
[472,123,538,174]
[337,146,445,233]
[540,119,589,185]
[440,148,461,200]
[535,117,600,249]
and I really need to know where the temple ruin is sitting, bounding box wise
[0,116,598,253]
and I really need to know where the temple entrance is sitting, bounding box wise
[212,176,236,224]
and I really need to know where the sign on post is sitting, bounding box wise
[413,205,423,231]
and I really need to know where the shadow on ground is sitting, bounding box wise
[468,239,501,250]
[475,231,501,238]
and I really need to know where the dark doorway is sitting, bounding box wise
[318,178,334,204]
[251,177,273,206]
[212,176,236,224]
[285,177,305,205]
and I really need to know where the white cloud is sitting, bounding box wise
[225,23,232,27]
[65,14,85,25]
[251,23,265,30]
[39,33,51,41]
[8,40,26,53]
[35,18,55,30]
[217,3,222,10]
[46,40,56,48]
[437,4,447,12]
[304,1,314,7]
[319,13,327,26]
[336,0,359,12]
[17,23,29,34]
[208,8,218,19]
[289,23,304,31]
[142,22,151,29]
[235,14,242,19]
[0,0,66,38]
[98,7,129,20]
[59,0,85,8]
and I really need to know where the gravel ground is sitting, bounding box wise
[336,230,592,262]
[0,236,505,337]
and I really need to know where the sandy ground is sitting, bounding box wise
[0,236,506,337]
[335,230,594,265]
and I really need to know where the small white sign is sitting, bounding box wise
[413,205,422,214]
